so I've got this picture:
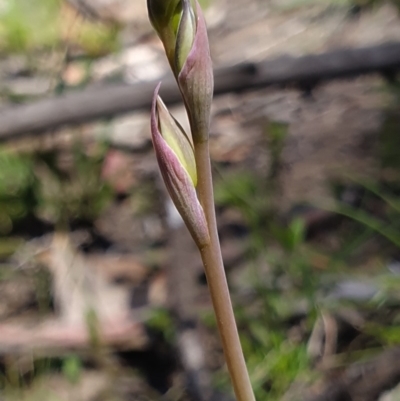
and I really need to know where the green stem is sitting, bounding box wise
[194,139,255,401]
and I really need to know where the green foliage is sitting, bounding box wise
[0,150,36,234]
[271,218,306,253]
[365,324,400,346]
[0,144,113,234]
[324,173,400,250]
[35,144,113,225]
[0,0,60,53]
[146,308,175,342]
[75,23,120,57]
[215,321,311,400]
[0,0,120,54]
[62,355,82,384]
[321,200,400,248]
[250,342,309,400]
[214,171,265,227]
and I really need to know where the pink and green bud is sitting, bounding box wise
[150,84,210,247]
[156,95,197,186]
[147,0,213,143]
[178,0,213,143]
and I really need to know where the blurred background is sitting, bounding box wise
[1,0,400,400]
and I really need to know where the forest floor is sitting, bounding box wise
[1,0,400,400]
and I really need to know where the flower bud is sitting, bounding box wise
[177,0,213,143]
[148,0,213,143]
[156,95,197,186]
[150,84,209,247]
[175,0,196,73]
[147,0,196,75]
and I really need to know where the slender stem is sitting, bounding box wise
[194,139,255,401]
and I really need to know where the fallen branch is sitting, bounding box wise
[0,318,148,356]
[0,41,400,139]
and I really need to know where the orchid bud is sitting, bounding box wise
[147,0,196,75]
[177,0,213,143]
[156,95,197,186]
[148,0,213,143]
[151,84,210,247]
